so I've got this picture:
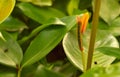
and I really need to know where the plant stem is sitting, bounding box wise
[82,51,86,72]
[86,0,101,70]
[17,68,22,77]
[77,22,86,72]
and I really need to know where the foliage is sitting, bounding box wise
[81,62,120,77]
[0,0,120,77]
[0,0,15,23]
[63,29,119,71]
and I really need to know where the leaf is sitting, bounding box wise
[17,3,65,24]
[97,18,109,30]
[21,64,38,77]
[79,0,92,10]
[96,47,120,59]
[110,17,120,27]
[60,15,77,31]
[67,0,79,15]
[0,64,16,77]
[19,0,52,6]
[51,0,69,14]
[81,62,120,77]
[18,0,31,2]
[32,0,52,6]
[0,31,23,67]
[97,17,120,36]
[108,17,120,36]
[55,62,78,77]
[0,72,16,77]
[21,25,67,68]
[0,16,28,31]
[18,17,65,44]
[99,0,120,24]
[0,0,15,23]
[34,65,65,77]
[63,28,119,71]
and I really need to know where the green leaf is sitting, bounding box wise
[99,0,120,24]
[67,0,79,15]
[97,18,109,30]
[96,47,120,59]
[98,17,120,36]
[18,0,31,2]
[0,64,16,77]
[0,72,16,77]
[110,17,120,27]
[0,0,15,24]
[21,64,38,77]
[21,25,67,68]
[108,17,120,36]
[63,28,119,71]
[0,31,23,67]
[55,62,78,77]
[18,17,65,44]
[17,3,65,24]
[19,0,52,6]
[32,0,52,6]
[34,65,65,77]
[81,62,120,77]
[79,0,92,10]
[60,16,76,31]
[51,0,69,14]
[0,16,28,31]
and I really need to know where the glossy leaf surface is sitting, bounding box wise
[60,16,76,31]
[0,0,15,23]
[100,0,120,24]
[18,17,65,44]
[63,28,119,71]
[0,16,28,31]
[17,3,65,24]
[98,17,120,36]
[22,25,67,67]
[108,17,120,36]
[0,31,23,67]
[81,62,120,77]
[96,47,120,59]
[67,0,79,15]
[19,0,52,6]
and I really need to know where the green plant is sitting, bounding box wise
[0,0,15,23]
[0,0,120,77]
